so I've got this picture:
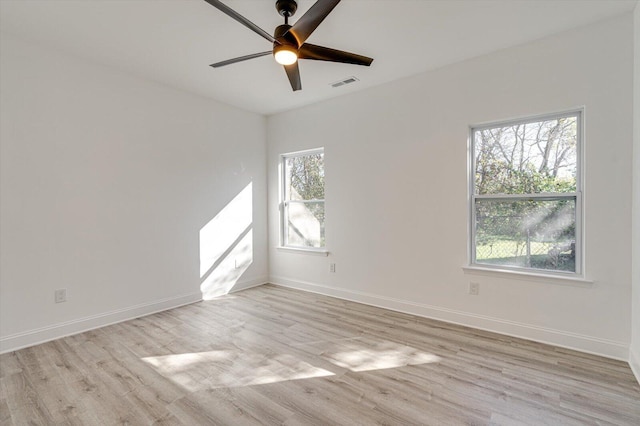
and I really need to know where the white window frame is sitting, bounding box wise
[468,110,584,278]
[279,148,327,253]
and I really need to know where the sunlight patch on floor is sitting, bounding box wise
[316,338,442,372]
[142,350,334,392]
[141,337,442,392]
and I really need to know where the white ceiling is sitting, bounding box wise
[1,0,637,115]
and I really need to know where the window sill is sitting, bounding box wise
[462,265,594,286]
[277,246,329,256]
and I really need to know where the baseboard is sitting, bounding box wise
[630,347,640,385]
[269,276,629,361]
[229,276,269,293]
[0,292,202,354]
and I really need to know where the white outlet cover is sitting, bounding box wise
[55,289,67,303]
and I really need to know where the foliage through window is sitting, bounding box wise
[470,112,582,274]
[282,149,325,249]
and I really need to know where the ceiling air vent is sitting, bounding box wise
[330,76,359,88]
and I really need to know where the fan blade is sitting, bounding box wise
[299,43,373,66]
[210,51,271,68]
[204,0,276,43]
[288,0,341,46]
[284,63,302,91]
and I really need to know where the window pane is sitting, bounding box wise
[475,198,576,272]
[474,116,577,195]
[287,201,325,248]
[286,153,325,201]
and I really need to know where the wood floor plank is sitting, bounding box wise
[1,284,639,425]
[2,372,57,425]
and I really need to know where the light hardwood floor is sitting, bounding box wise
[1,284,639,425]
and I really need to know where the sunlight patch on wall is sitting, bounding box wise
[200,229,253,300]
[199,182,253,299]
[199,183,252,278]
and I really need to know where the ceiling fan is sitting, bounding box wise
[204,0,374,91]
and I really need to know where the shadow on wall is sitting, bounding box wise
[199,182,253,300]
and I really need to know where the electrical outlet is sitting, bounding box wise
[469,282,479,296]
[55,289,67,303]
[330,263,336,273]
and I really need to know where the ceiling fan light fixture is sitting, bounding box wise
[206,0,373,91]
[274,44,298,65]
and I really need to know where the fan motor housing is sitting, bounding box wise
[274,24,297,47]
[276,0,297,17]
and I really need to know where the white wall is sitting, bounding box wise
[0,35,268,352]
[268,15,634,360]
[631,2,640,380]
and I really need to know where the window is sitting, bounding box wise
[281,149,325,249]
[470,111,582,275]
